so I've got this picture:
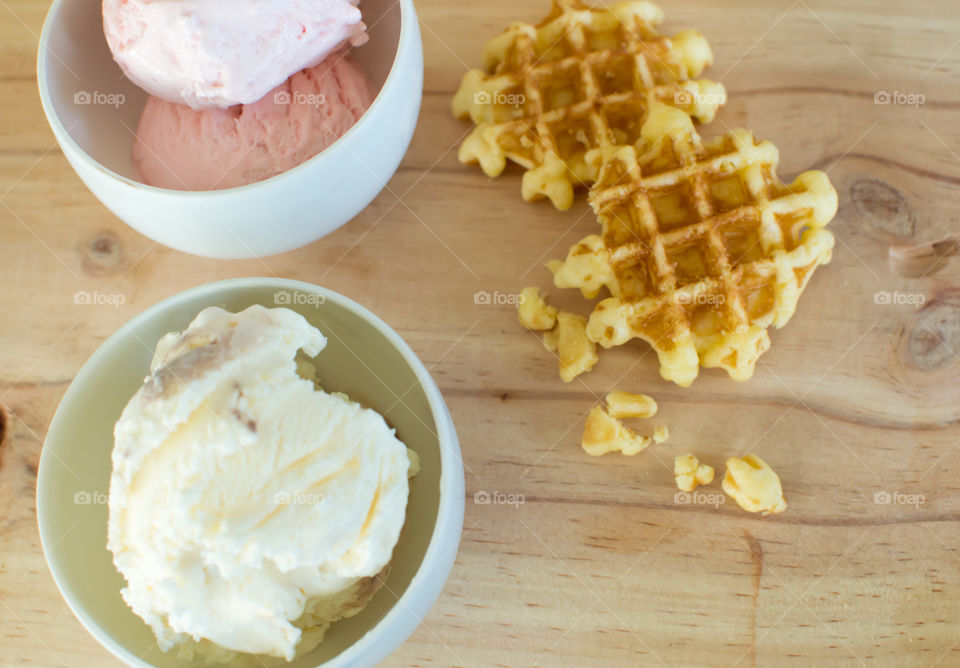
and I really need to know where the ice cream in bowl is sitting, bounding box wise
[37,0,422,258]
[36,278,464,667]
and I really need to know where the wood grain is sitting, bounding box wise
[3,0,960,666]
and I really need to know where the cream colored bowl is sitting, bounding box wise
[37,278,464,667]
[37,0,422,258]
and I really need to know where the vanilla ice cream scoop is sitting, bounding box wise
[108,305,413,660]
[102,0,368,109]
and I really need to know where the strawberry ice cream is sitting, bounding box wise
[132,54,372,191]
[103,0,367,110]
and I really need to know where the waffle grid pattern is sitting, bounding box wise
[553,105,837,385]
[453,0,725,210]
[455,2,839,385]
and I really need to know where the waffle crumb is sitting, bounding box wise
[674,454,714,492]
[605,391,658,419]
[722,454,787,515]
[517,287,558,331]
[543,311,598,382]
[581,405,652,456]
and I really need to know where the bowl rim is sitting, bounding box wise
[36,277,465,667]
[36,0,417,196]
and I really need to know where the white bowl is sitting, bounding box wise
[37,278,464,667]
[36,0,422,259]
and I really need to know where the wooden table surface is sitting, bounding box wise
[3,0,960,666]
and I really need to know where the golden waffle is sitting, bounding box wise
[549,102,838,386]
[452,0,726,210]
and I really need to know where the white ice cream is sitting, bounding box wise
[107,305,413,660]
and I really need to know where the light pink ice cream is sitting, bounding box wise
[132,55,372,191]
[103,0,367,109]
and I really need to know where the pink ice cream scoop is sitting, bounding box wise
[132,54,372,191]
[103,0,367,110]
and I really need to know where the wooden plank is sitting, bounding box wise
[2,0,959,666]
